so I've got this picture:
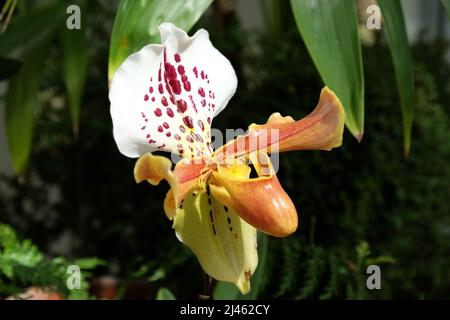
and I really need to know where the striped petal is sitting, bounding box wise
[173,190,258,294]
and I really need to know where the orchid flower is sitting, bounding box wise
[109,23,345,294]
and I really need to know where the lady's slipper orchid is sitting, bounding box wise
[109,23,345,294]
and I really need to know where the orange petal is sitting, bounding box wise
[213,87,344,163]
[250,86,345,152]
[134,153,211,218]
[209,155,298,237]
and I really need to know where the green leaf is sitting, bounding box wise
[60,0,87,136]
[442,0,450,19]
[290,0,365,140]
[0,224,43,279]
[108,0,213,81]
[378,0,415,156]
[0,223,19,248]
[0,2,66,57]
[155,287,176,300]
[0,56,22,80]
[213,281,239,300]
[5,42,49,175]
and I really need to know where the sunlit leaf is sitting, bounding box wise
[378,0,415,156]
[108,0,213,81]
[60,0,87,136]
[290,0,365,140]
[5,43,49,175]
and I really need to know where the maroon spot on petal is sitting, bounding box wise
[141,126,146,130]
[146,134,150,138]
[177,65,185,75]
[151,97,155,102]
[179,125,186,133]
[161,96,168,106]
[174,134,181,140]
[198,120,204,131]
[174,53,181,62]
[144,94,149,101]
[145,119,148,122]
[183,81,191,92]
[158,84,164,94]
[158,125,163,132]
[176,99,188,113]
[207,117,211,124]
[166,132,171,137]
[149,139,156,144]
[183,116,194,129]
[186,135,194,143]
[198,87,205,97]
[201,70,205,79]
[166,108,174,118]
[193,67,198,78]
[163,122,169,129]
[150,77,153,82]
[149,86,153,93]
[201,99,206,107]
[154,108,162,117]
[158,64,162,81]
[163,53,182,95]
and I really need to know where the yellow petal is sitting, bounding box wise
[210,154,298,237]
[134,153,211,218]
[173,190,258,294]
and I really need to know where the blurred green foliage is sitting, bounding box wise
[0,223,104,299]
[0,2,449,299]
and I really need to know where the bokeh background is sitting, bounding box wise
[0,0,449,299]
